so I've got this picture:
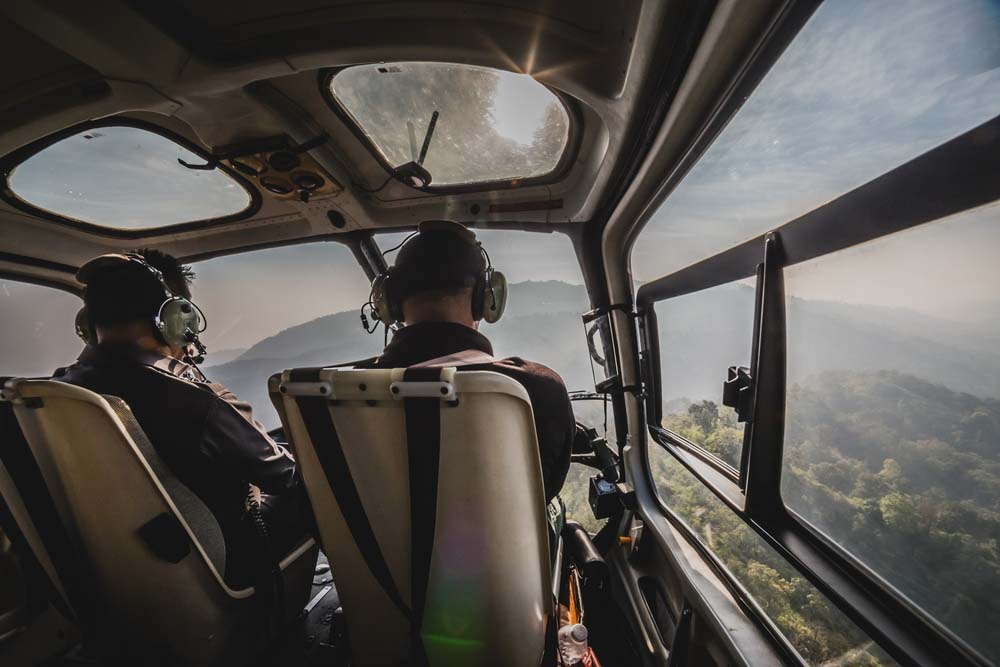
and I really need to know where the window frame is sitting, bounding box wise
[319,65,583,194]
[0,117,262,238]
[635,114,1000,667]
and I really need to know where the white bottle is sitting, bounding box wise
[558,623,589,665]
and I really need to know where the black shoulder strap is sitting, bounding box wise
[294,394,411,620]
[402,366,444,666]
[0,401,88,626]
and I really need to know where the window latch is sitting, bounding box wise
[723,366,754,423]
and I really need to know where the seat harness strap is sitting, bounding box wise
[0,402,88,628]
[294,394,412,620]
[402,365,445,666]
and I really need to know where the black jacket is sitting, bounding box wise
[53,343,300,560]
[356,322,574,501]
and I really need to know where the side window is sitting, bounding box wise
[630,0,1000,663]
[0,280,82,377]
[782,204,1000,662]
[192,243,382,430]
[650,447,898,666]
[656,281,755,471]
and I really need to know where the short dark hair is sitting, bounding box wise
[84,249,195,328]
[392,221,484,304]
[137,248,195,298]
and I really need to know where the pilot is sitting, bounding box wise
[360,221,574,502]
[53,249,311,586]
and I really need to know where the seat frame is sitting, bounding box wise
[1,378,317,666]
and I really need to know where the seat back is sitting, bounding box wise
[272,367,551,667]
[0,378,274,665]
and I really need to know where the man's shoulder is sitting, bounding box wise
[56,358,221,411]
[489,356,570,393]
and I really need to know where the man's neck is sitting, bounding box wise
[404,317,478,330]
[97,331,182,360]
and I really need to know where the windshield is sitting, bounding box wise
[193,243,384,430]
[329,62,571,187]
[376,228,590,388]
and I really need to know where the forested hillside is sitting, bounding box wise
[651,371,1000,665]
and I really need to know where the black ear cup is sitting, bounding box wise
[75,306,96,345]
[471,272,486,321]
[370,272,400,327]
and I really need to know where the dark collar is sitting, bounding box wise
[378,321,493,367]
[77,342,204,381]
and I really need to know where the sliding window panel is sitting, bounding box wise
[653,279,757,472]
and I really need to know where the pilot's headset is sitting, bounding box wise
[74,253,207,356]
[366,221,508,329]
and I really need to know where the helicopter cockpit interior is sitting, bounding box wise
[0,1,998,666]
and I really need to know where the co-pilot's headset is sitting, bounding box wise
[363,220,508,331]
[74,253,208,360]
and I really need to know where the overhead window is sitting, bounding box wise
[329,62,571,187]
[5,125,254,229]
[631,0,1000,282]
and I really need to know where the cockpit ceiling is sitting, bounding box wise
[0,0,790,286]
[130,0,626,72]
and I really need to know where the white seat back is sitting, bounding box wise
[2,378,315,666]
[272,367,551,667]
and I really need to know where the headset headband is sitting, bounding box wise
[77,253,173,295]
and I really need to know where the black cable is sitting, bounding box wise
[352,173,395,195]
[244,488,284,638]
[380,231,419,257]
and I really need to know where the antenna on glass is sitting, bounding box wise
[394,110,438,188]
[407,121,419,163]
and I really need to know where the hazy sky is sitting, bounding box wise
[631,0,1000,316]
[193,229,584,351]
